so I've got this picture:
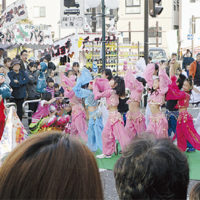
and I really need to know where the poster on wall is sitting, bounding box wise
[0,0,28,29]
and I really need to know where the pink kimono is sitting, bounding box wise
[61,74,88,142]
[176,91,200,151]
[94,78,130,155]
[124,70,146,139]
[145,65,171,138]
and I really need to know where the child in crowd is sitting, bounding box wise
[8,59,29,121]
[61,68,88,142]
[175,77,200,152]
[144,63,171,138]
[4,57,12,73]
[46,77,55,98]
[0,72,11,100]
[125,68,146,139]
[54,83,64,96]
[0,64,10,85]
[73,67,103,152]
[94,76,130,158]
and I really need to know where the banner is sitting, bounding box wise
[0,24,53,46]
[0,0,28,29]
[0,106,28,160]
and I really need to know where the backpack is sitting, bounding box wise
[36,72,47,93]
[0,83,11,99]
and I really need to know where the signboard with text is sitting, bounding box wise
[60,0,84,29]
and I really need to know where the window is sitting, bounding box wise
[125,0,141,14]
[149,26,162,45]
[33,7,46,18]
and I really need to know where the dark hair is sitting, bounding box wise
[54,83,59,88]
[114,135,189,200]
[155,63,159,71]
[72,62,79,68]
[15,55,20,60]
[47,77,54,84]
[54,91,62,97]
[20,50,28,56]
[4,57,11,64]
[65,70,74,77]
[0,133,103,199]
[102,69,113,81]
[41,92,52,101]
[184,76,193,94]
[44,54,51,62]
[113,76,125,97]
[190,183,200,200]
[177,74,186,89]
[28,62,38,69]
[172,53,177,57]
[81,83,89,89]
[136,77,147,87]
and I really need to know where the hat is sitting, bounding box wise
[11,59,21,68]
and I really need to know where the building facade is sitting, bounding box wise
[117,0,180,56]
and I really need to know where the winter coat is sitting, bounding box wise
[26,69,40,99]
[8,70,29,99]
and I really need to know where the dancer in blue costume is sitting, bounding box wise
[73,68,103,152]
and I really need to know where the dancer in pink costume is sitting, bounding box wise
[94,77,130,158]
[124,68,146,140]
[61,70,88,142]
[175,78,200,152]
[144,63,171,138]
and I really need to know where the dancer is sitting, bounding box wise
[124,68,146,139]
[61,70,88,142]
[165,74,186,138]
[94,76,130,158]
[0,95,5,140]
[144,63,159,127]
[73,68,103,152]
[176,77,200,152]
[145,63,171,138]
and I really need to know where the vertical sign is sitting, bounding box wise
[60,0,84,29]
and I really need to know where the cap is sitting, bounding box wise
[11,59,21,68]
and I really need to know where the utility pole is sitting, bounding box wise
[128,21,131,44]
[156,21,159,47]
[92,8,96,33]
[144,0,149,64]
[2,0,6,12]
[102,0,106,70]
[192,15,195,57]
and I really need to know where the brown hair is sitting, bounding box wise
[0,132,103,199]
[190,183,200,200]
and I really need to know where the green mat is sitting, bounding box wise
[96,150,200,180]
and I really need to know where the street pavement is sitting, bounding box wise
[22,105,200,200]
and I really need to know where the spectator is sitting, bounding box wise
[8,59,29,121]
[0,48,4,65]
[3,57,12,73]
[20,50,29,71]
[72,62,80,76]
[26,62,40,125]
[182,49,194,72]
[46,77,55,97]
[114,135,189,200]
[54,83,64,96]
[167,53,180,77]
[0,133,103,200]
[189,53,200,105]
[44,54,56,71]
[0,65,10,85]
[190,183,200,200]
